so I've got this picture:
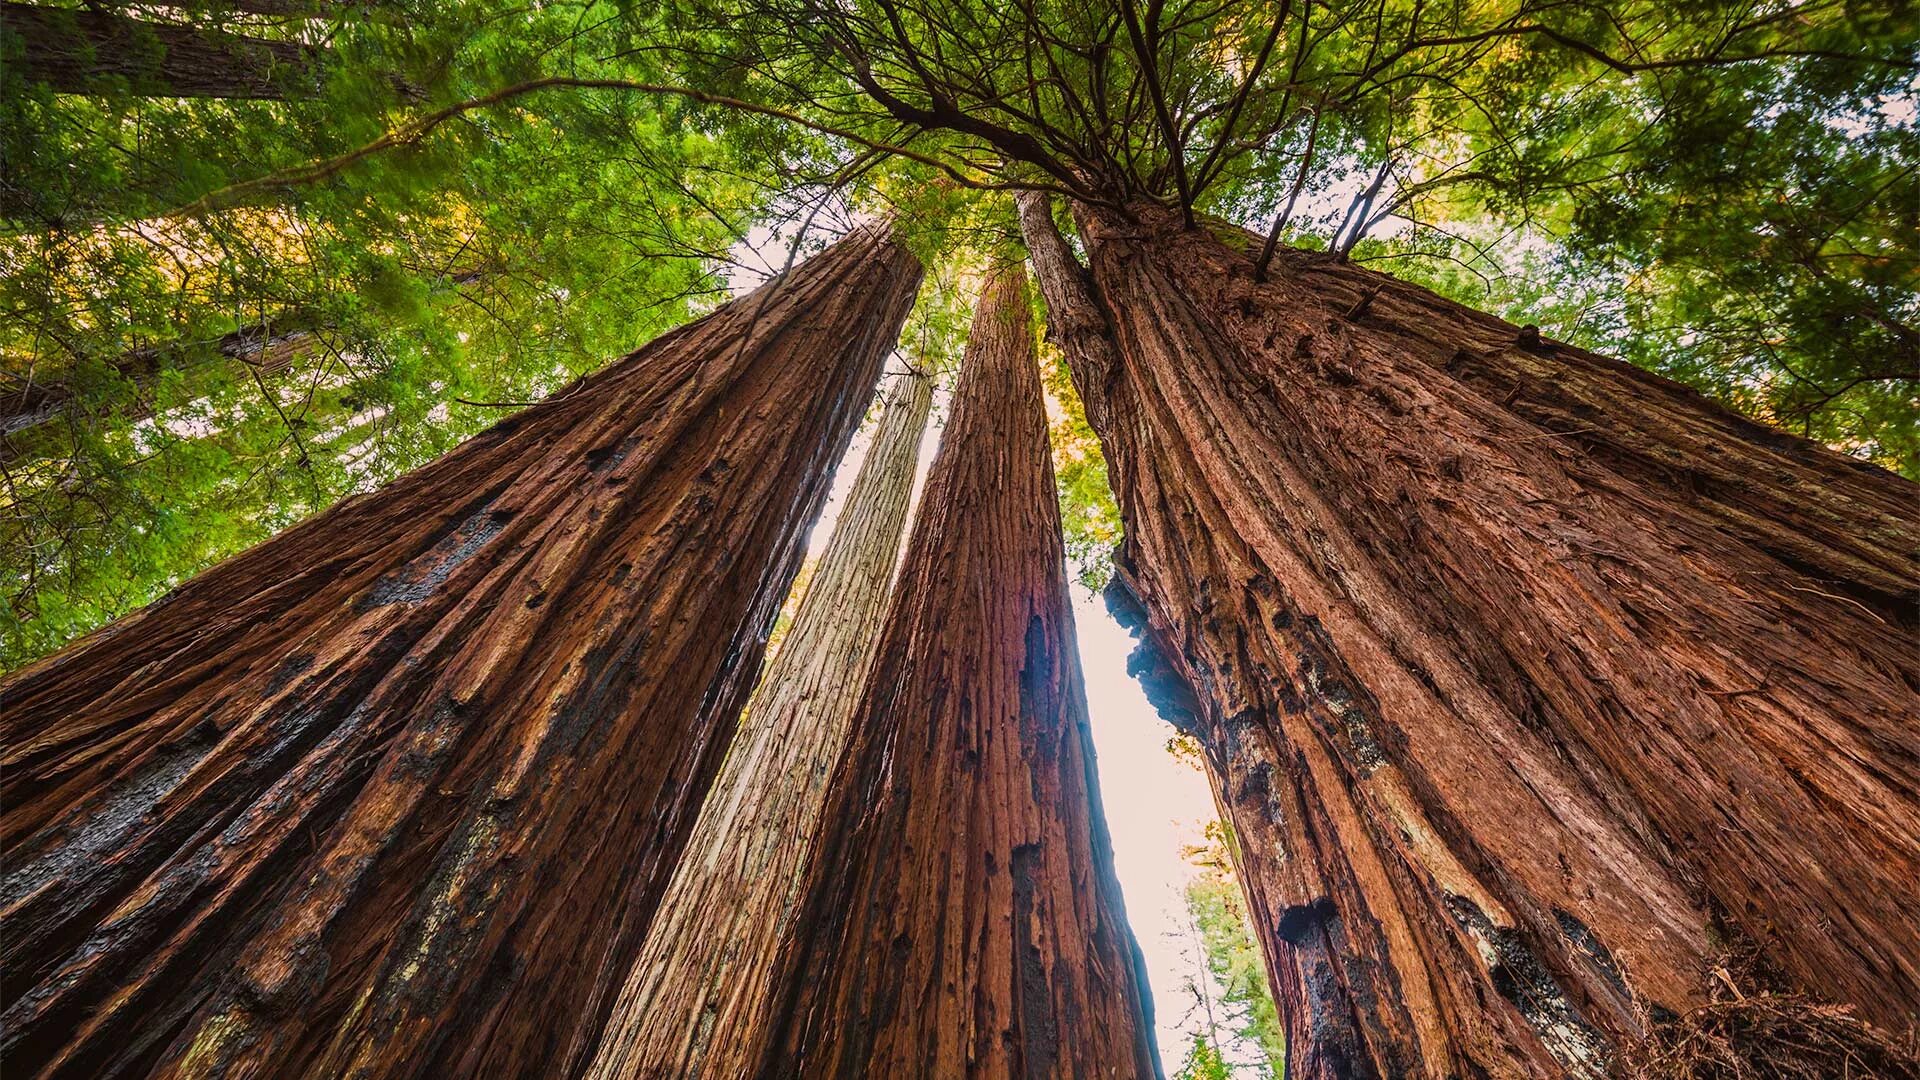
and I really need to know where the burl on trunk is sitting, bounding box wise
[0,224,921,1079]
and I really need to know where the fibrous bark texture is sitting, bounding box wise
[755,265,1160,1078]
[1020,194,1920,1078]
[0,223,921,1080]
[2,3,321,98]
[584,369,933,1080]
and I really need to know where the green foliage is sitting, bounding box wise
[5,0,1914,669]
[1,2,777,669]
[652,0,1917,470]
[1349,9,1920,474]
[1183,819,1288,1079]
[1175,1033,1235,1080]
[1041,342,1122,590]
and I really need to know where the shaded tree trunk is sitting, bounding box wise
[1,269,489,462]
[584,368,933,1080]
[2,320,320,444]
[0,222,921,1080]
[1020,194,1920,1077]
[752,265,1160,1078]
[2,3,323,98]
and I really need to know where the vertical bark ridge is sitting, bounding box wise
[754,264,1161,1078]
[583,368,934,1080]
[0,223,922,1080]
[1023,197,1919,1077]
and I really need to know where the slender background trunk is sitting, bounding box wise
[1023,196,1919,1078]
[585,368,933,1080]
[2,320,319,443]
[2,3,323,98]
[754,265,1160,1078]
[0,223,920,1080]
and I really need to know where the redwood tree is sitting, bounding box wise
[0,222,921,1080]
[2,319,320,449]
[1023,194,1920,1077]
[2,3,323,98]
[585,368,934,1080]
[754,265,1160,1078]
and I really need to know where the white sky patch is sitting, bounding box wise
[1072,585,1269,1074]
[721,200,864,297]
[1829,86,1920,137]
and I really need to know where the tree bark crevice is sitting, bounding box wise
[0,222,922,1080]
[753,264,1161,1078]
[1021,195,1920,1078]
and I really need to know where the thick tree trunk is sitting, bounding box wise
[0,223,921,1080]
[583,369,934,1080]
[1020,195,1920,1077]
[2,4,322,98]
[753,265,1161,1078]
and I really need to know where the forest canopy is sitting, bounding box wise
[2,0,1914,659]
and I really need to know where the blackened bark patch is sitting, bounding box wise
[0,728,215,909]
[1292,617,1387,773]
[1018,614,1055,747]
[1010,842,1059,1079]
[265,653,317,695]
[1303,959,1377,1080]
[1446,896,1606,1077]
[1277,896,1340,946]
[1556,907,1632,1001]
[358,507,506,609]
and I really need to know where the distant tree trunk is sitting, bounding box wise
[0,223,921,1080]
[154,0,401,21]
[2,3,322,98]
[754,265,1160,1078]
[2,320,319,444]
[584,368,933,1080]
[2,268,490,460]
[1020,194,1920,1077]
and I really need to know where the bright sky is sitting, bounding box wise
[1071,584,1261,1074]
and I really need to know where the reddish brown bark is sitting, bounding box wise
[1020,195,1920,1077]
[2,4,322,98]
[584,370,933,1080]
[753,265,1160,1078]
[0,223,921,1080]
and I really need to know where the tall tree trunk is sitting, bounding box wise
[0,223,921,1080]
[753,265,1160,1078]
[584,368,933,1080]
[2,4,323,98]
[2,269,489,461]
[1019,194,1920,1077]
[2,320,320,445]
